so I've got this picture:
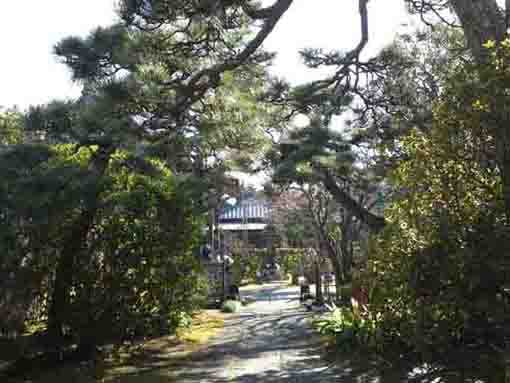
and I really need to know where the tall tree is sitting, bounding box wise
[55,0,510,226]
[270,114,385,232]
[301,184,366,303]
[18,1,292,345]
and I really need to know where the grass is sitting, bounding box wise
[4,310,225,383]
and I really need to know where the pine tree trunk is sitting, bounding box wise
[47,209,99,341]
[449,0,506,64]
[322,170,385,232]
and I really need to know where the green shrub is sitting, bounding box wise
[64,152,208,343]
[360,47,510,380]
[313,304,377,352]
[221,300,242,313]
[0,145,208,347]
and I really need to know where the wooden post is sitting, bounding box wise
[315,260,324,304]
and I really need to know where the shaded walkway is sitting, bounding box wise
[167,282,382,382]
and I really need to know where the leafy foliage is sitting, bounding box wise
[0,144,207,346]
[362,39,510,380]
[0,108,24,145]
[313,304,378,352]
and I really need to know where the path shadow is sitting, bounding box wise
[107,283,416,383]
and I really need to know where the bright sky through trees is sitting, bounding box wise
[0,1,409,110]
[0,0,117,109]
[263,1,410,84]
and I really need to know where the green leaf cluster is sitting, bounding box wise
[362,40,510,378]
[313,304,378,352]
[0,108,23,145]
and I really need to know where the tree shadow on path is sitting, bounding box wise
[110,283,413,383]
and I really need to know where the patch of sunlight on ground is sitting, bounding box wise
[23,320,47,336]
[22,310,225,383]
[176,310,225,344]
[103,310,224,382]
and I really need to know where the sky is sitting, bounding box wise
[0,0,118,110]
[0,1,411,111]
[263,0,410,84]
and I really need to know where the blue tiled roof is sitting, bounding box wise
[219,199,270,221]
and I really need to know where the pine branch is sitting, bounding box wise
[318,165,386,232]
[174,0,293,115]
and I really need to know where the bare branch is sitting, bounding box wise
[241,0,288,19]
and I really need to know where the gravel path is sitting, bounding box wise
[169,282,382,382]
